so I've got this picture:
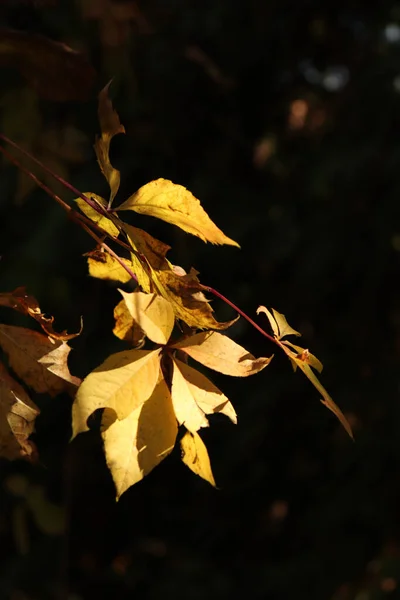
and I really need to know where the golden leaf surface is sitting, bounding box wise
[172,331,272,376]
[256,306,301,339]
[0,325,80,396]
[113,298,145,346]
[74,193,120,237]
[95,81,125,204]
[173,358,237,424]
[71,348,161,436]
[0,361,39,460]
[118,290,175,345]
[118,178,240,246]
[170,359,209,433]
[86,250,135,283]
[180,430,216,487]
[102,377,178,499]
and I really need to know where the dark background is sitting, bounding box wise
[1,1,400,599]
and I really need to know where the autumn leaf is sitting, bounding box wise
[118,178,240,246]
[86,249,135,283]
[173,358,237,424]
[95,81,125,205]
[124,224,238,329]
[74,193,120,238]
[0,287,81,340]
[180,430,216,487]
[113,298,145,346]
[172,331,272,376]
[71,348,162,436]
[257,305,353,439]
[0,325,80,397]
[0,361,39,461]
[170,359,209,433]
[117,290,175,345]
[102,377,178,499]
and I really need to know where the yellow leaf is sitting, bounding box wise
[118,290,175,345]
[95,81,125,204]
[86,250,135,283]
[180,430,216,487]
[74,192,120,237]
[257,306,301,340]
[102,377,178,499]
[113,299,145,346]
[0,361,39,460]
[173,358,237,424]
[124,224,237,330]
[172,331,272,376]
[0,325,80,397]
[171,359,209,432]
[118,178,240,246]
[281,341,323,373]
[71,348,161,436]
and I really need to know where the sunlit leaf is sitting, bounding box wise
[0,325,80,396]
[102,377,178,499]
[118,290,175,345]
[173,331,272,376]
[170,359,209,433]
[71,348,161,436]
[74,193,120,238]
[118,178,240,246]
[180,430,216,487]
[113,298,145,346]
[257,306,301,339]
[86,250,135,283]
[173,358,237,424]
[95,81,125,204]
[0,361,39,460]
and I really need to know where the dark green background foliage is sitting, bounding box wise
[1,1,400,599]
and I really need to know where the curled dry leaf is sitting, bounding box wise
[74,193,120,238]
[118,290,175,345]
[0,325,80,397]
[180,430,216,487]
[102,377,178,499]
[0,28,95,101]
[0,287,81,340]
[72,348,162,436]
[118,178,240,247]
[173,358,237,424]
[172,331,272,376]
[0,361,39,460]
[95,81,126,204]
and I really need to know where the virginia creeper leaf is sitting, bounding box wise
[74,193,120,237]
[171,359,209,433]
[256,306,301,339]
[118,178,240,246]
[0,325,80,396]
[180,430,216,487]
[71,348,162,436]
[172,332,272,376]
[0,287,81,340]
[86,250,135,283]
[113,299,145,346]
[118,290,175,345]
[173,358,237,424]
[102,377,178,499]
[95,81,125,204]
[0,361,39,460]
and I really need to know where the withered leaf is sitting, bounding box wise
[180,430,216,487]
[72,348,162,436]
[172,331,272,376]
[0,287,81,340]
[0,361,39,461]
[95,81,125,204]
[0,28,95,101]
[102,377,178,499]
[0,325,80,397]
[118,178,240,246]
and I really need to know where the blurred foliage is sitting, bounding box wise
[0,0,400,599]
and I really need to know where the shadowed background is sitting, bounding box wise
[0,1,400,599]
